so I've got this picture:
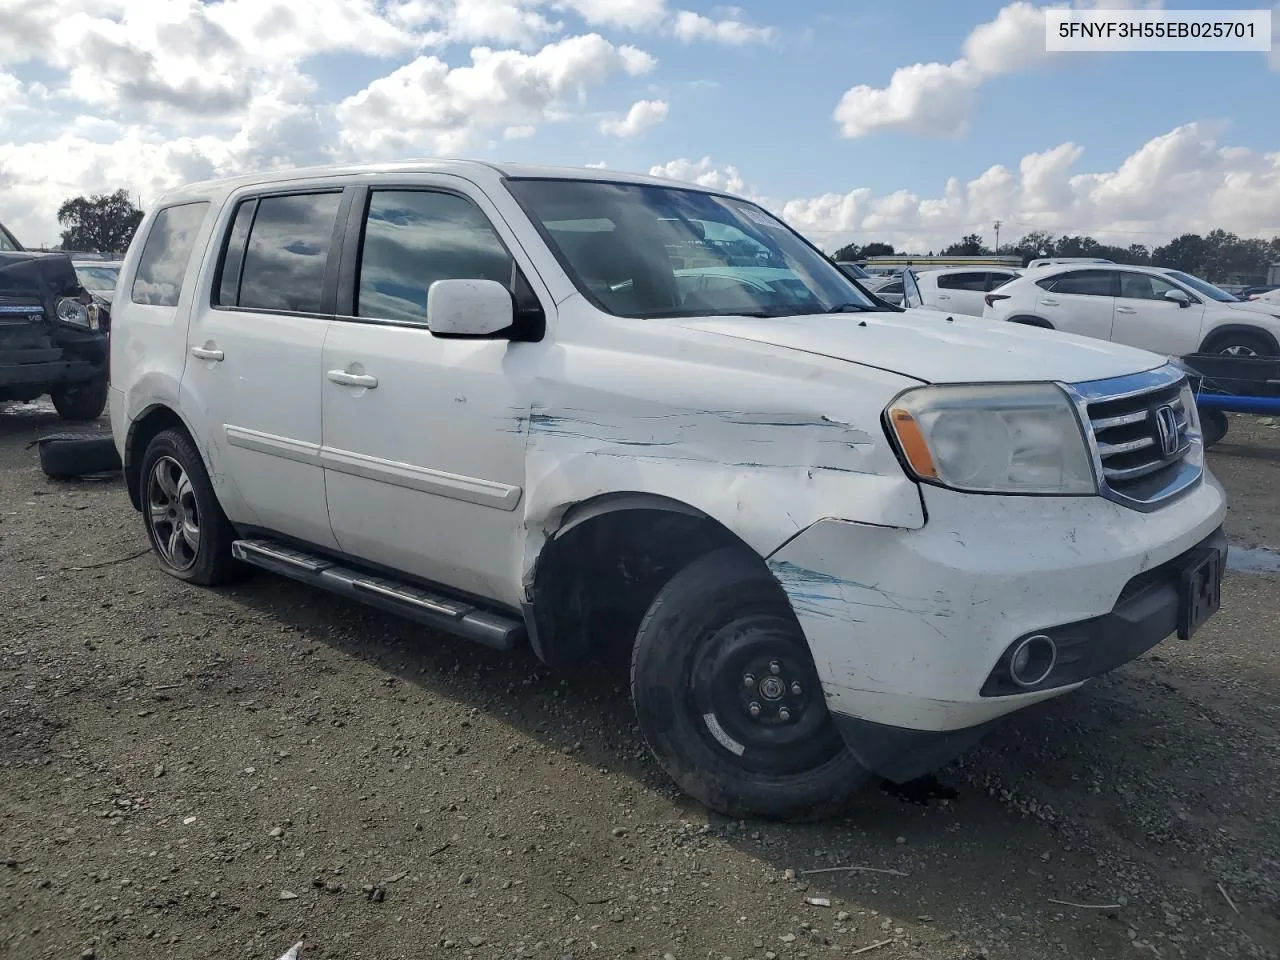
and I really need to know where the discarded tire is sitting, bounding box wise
[35,432,122,479]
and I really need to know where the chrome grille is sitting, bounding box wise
[1067,364,1203,511]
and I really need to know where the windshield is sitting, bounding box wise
[75,265,121,291]
[505,178,876,319]
[1165,270,1237,302]
[0,223,19,252]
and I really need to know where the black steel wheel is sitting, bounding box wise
[630,547,868,821]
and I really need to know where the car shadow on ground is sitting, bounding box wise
[215,569,1275,956]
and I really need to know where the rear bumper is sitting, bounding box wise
[824,525,1226,781]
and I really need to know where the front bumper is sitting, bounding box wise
[768,474,1228,778]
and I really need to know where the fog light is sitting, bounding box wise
[1008,634,1057,688]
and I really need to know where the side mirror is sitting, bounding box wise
[1164,288,1192,308]
[427,279,514,337]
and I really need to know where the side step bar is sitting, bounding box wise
[230,539,524,651]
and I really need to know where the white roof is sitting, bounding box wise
[152,159,721,207]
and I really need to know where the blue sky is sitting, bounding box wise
[1,0,1277,250]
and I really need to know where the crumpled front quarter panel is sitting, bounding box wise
[517,314,925,583]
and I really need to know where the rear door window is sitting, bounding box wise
[936,272,988,292]
[1042,270,1116,297]
[234,192,343,314]
[131,202,210,306]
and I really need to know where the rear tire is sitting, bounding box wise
[50,377,108,421]
[139,428,243,585]
[630,547,869,821]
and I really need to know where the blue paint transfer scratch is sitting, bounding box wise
[769,559,952,626]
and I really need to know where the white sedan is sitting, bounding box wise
[982,264,1280,357]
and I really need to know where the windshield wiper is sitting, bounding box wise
[823,302,873,313]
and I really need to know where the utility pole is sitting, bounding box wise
[993,220,1002,252]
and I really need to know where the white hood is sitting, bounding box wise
[676,308,1168,385]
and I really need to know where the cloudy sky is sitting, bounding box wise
[1,0,1278,252]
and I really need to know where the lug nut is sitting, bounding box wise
[748,701,762,718]
[769,660,781,675]
[743,673,756,687]
[791,681,802,696]
[778,707,791,722]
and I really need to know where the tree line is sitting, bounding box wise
[832,230,1280,284]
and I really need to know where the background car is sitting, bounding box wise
[982,264,1280,358]
[900,265,1022,317]
[0,220,21,252]
[834,260,871,280]
[72,259,123,308]
[1244,284,1280,302]
[860,273,904,305]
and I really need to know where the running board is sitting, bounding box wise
[230,539,524,651]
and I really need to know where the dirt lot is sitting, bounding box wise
[1,402,1277,960]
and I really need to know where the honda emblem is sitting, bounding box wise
[1153,404,1180,457]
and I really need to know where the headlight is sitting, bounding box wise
[55,296,96,329]
[1178,380,1202,437]
[886,383,1096,495]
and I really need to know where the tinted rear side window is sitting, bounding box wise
[1045,270,1116,297]
[936,272,987,291]
[237,192,342,313]
[215,199,257,307]
[131,202,210,306]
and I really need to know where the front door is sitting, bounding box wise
[320,183,552,607]
[1112,271,1207,355]
[181,188,349,550]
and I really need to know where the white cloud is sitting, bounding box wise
[670,10,773,44]
[833,1,1160,139]
[555,0,668,29]
[599,98,668,136]
[655,124,1280,254]
[649,156,745,194]
[335,33,656,156]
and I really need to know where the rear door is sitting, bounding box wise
[1111,270,1206,355]
[180,186,352,549]
[1033,269,1118,341]
[931,271,989,316]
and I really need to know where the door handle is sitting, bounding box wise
[935,294,951,301]
[1116,306,1137,314]
[191,345,224,361]
[1039,299,1060,307]
[327,370,379,389]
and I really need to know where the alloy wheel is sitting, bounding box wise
[146,455,200,571]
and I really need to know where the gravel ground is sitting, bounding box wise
[1,402,1277,960]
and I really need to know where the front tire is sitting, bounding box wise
[50,377,108,421]
[630,547,869,821]
[139,428,242,585]
[1201,332,1274,396]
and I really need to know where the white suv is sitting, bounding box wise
[984,263,1280,358]
[109,161,1227,820]
[901,266,1021,317]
